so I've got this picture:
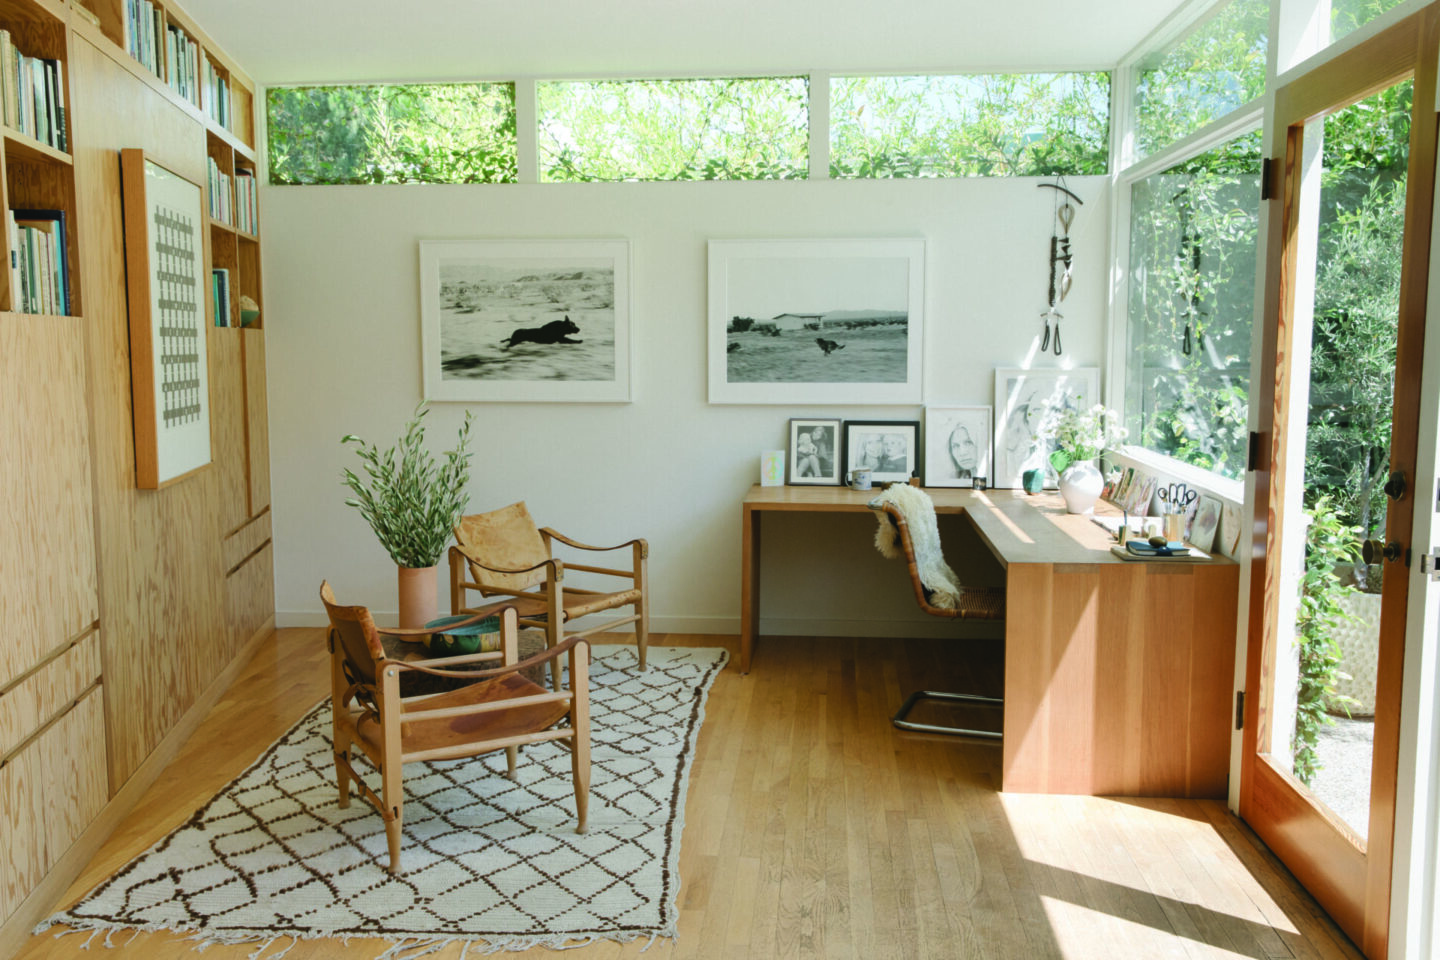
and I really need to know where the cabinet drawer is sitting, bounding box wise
[0,630,102,758]
[0,687,107,923]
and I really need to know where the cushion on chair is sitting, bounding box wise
[423,614,502,656]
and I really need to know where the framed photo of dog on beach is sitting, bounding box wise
[419,239,631,402]
[707,238,925,405]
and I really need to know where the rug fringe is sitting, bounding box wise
[35,917,678,958]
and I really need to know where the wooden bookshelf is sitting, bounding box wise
[0,0,271,952]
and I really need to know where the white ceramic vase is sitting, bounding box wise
[1058,459,1103,515]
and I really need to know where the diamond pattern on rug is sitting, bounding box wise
[42,645,727,953]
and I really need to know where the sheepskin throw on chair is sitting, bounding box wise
[872,484,962,609]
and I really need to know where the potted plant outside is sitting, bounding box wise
[341,404,474,628]
[1044,404,1127,514]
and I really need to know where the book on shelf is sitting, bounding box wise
[211,268,230,326]
[202,55,230,130]
[234,170,256,234]
[0,31,68,151]
[9,208,69,315]
[124,0,166,80]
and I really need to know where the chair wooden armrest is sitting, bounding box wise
[541,527,649,559]
[389,635,586,682]
[375,609,497,640]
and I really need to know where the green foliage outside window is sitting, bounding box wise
[537,77,809,182]
[829,73,1110,178]
[267,83,518,185]
[1133,0,1269,158]
[1331,0,1411,46]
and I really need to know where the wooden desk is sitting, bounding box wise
[739,484,1238,798]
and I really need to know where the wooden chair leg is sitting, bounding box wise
[382,759,404,874]
[334,736,351,808]
[636,597,650,672]
[570,641,590,834]
[506,745,518,780]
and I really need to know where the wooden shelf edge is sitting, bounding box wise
[2,126,73,165]
[69,15,255,155]
[236,228,259,243]
[0,310,84,320]
[208,216,236,235]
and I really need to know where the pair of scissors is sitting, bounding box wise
[1159,483,1196,513]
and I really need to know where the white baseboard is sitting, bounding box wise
[277,609,1000,641]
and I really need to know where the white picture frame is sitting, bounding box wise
[707,238,925,404]
[923,406,992,487]
[419,239,631,403]
[992,367,1100,489]
[120,149,211,489]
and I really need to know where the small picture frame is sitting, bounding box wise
[923,406,991,488]
[844,420,920,484]
[787,418,843,485]
[1191,495,1223,552]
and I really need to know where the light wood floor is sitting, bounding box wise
[16,629,1362,960]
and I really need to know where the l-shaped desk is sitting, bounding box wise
[740,484,1239,798]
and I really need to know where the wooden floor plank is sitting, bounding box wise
[14,630,1361,960]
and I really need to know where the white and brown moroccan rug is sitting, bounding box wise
[41,645,727,957]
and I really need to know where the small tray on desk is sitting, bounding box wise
[1109,542,1210,562]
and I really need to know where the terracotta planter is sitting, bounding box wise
[397,564,438,630]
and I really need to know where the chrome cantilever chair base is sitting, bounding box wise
[892,689,1003,738]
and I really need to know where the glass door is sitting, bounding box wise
[1242,8,1438,958]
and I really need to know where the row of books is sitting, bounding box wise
[123,0,230,131]
[8,208,70,316]
[204,160,258,235]
[165,23,201,108]
[0,32,67,152]
[122,0,166,81]
[211,268,230,326]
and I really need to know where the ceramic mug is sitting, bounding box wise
[849,468,872,491]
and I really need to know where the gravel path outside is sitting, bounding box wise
[1311,715,1374,840]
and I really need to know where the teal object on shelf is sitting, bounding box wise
[1022,468,1045,494]
[422,613,501,656]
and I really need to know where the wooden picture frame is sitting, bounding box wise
[707,238,925,405]
[120,149,211,489]
[419,239,632,403]
[843,420,920,484]
[992,367,1099,489]
[923,405,992,487]
[786,418,842,485]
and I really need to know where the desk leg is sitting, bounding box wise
[739,505,760,673]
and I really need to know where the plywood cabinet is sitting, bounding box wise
[0,0,272,949]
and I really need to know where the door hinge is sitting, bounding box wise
[1434,478,1440,514]
[1235,690,1246,730]
[1247,431,1265,472]
[1261,157,1276,200]
[1422,550,1440,582]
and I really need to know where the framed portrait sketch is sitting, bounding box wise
[419,239,631,403]
[707,238,924,405]
[787,418,842,485]
[120,149,211,489]
[923,406,991,487]
[992,367,1099,489]
[844,420,920,484]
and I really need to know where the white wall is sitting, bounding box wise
[262,175,1112,632]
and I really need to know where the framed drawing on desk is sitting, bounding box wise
[992,367,1098,489]
[923,406,991,487]
[120,149,211,490]
[707,238,924,404]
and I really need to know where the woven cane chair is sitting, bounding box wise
[870,498,1006,738]
[321,581,590,875]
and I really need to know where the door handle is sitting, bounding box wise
[1383,471,1407,501]
[1362,539,1404,564]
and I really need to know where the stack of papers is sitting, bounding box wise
[1110,540,1210,562]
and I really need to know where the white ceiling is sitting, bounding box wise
[180,0,1187,86]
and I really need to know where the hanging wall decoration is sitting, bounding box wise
[1038,179,1083,356]
[120,148,212,489]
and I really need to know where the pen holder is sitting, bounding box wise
[1163,513,1185,543]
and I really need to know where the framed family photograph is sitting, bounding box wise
[707,238,925,405]
[120,149,211,490]
[923,406,991,487]
[786,418,842,485]
[419,239,631,403]
[992,367,1100,489]
[844,420,920,484]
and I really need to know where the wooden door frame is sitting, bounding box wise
[1242,6,1440,956]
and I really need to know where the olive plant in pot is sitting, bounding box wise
[341,403,473,628]
[1044,403,1127,514]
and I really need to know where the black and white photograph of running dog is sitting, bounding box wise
[421,239,631,402]
[718,248,914,386]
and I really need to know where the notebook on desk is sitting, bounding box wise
[1109,542,1210,562]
